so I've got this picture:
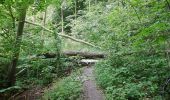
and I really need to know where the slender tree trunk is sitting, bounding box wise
[7,8,27,87]
[54,31,61,74]
[61,7,64,34]
[41,10,47,47]
[74,0,77,19]
[33,11,36,23]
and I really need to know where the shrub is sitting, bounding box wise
[43,69,83,100]
[95,56,170,99]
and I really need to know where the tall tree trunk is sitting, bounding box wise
[41,10,47,47]
[61,6,64,34]
[74,0,77,19]
[54,30,61,74]
[7,8,27,87]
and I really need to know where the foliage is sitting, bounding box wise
[1,0,170,99]
[16,58,56,86]
[15,55,82,87]
[0,57,10,88]
[68,0,170,99]
[95,56,169,99]
[43,69,83,100]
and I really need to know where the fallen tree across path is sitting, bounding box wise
[34,51,106,59]
[63,51,106,59]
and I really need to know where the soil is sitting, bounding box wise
[10,86,45,100]
[82,66,104,100]
[7,60,104,100]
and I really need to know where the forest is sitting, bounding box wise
[0,0,170,100]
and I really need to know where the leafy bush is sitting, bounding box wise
[43,69,83,100]
[15,55,82,87]
[95,55,170,99]
[16,58,57,86]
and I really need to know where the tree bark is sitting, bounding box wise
[35,51,106,59]
[63,51,106,59]
[41,10,47,47]
[74,0,77,19]
[7,8,27,87]
[61,6,64,34]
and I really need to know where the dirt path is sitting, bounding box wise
[82,66,104,100]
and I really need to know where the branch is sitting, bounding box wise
[25,21,101,49]
[127,0,141,23]
[4,5,15,28]
[15,68,26,76]
[8,6,15,28]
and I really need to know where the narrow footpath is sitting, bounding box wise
[82,66,104,100]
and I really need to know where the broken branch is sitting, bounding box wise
[25,21,101,49]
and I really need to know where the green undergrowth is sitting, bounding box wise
[62,39,103,53]
[94,56,170,100]
[43,68,83,100]
[15,55,82,86]
[0,55,83,99]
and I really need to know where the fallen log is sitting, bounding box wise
[31,51,106,59]
[63,51,106,59]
